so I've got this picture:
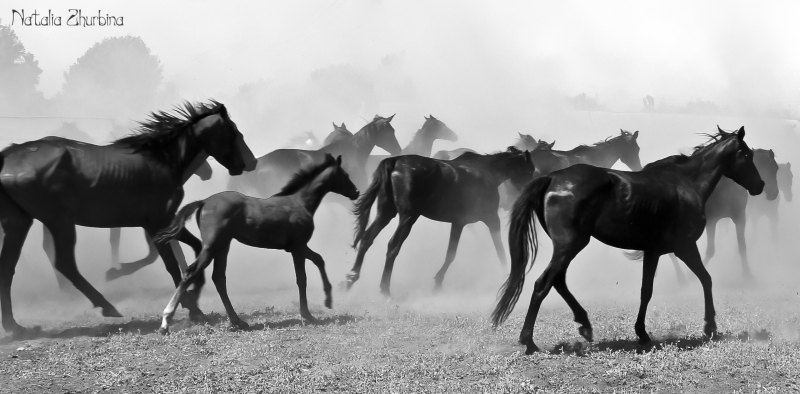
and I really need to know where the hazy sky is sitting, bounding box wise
[7,0,800,112]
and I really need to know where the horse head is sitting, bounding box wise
[323,154,359,200]
[716,126,764,196]
[616,129,642,171]
[423,115,458,142]
[194,103,256,176]
[778,162,793,202]
[753,149,779,200]
[370,114,402,156]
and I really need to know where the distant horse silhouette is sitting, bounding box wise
[322,123,354,146]
[432,132,552,160]
[345,147,535,295]
[155,154,359,333]
[229,115,400,197]
[0,101,256,336]
[668,146,778,281]
[747,161,793,237]
[492,127,764,354]
[549,129,642,171]
[365,115,458,174]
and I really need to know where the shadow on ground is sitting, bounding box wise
[551,328,772,356]
[0,309,361,343]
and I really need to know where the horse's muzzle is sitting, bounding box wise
[349,190,360,200]
[748,180,765,196]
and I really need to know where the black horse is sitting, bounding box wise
[492,127,764,354]
[155,154,359,332]
[0,101,256,336]
[229,115,400,197]
[668,146,779,280]
[345,147,535,295]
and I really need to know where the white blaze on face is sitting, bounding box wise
[169,240,189,276]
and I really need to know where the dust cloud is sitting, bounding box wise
[1,1,798,328]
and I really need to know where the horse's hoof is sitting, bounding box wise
[189,311,207,322]
[704,323,718,339]
[325,298,333,309]
[102,306,123,318]
[524,343,540,355]
[578,326,593,342]
[302,315,319,324]
[230,320,250,331]
[637,334,652,345]
[157,326,170,336]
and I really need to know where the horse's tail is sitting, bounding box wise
[153,201,204,245]
[492,176,551,327]
[353,157,396,249]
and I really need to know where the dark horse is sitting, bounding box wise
[747,162,793,235]
[345,147,535,295]
[229,115,400,197]
[0,101,256,336]
[365,115,458,174]
[668,145,779,281]
[549,129,642,171]
[432,132,553,161]
[154,154,359,332]
[492,127,764,354]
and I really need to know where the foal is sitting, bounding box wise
[155,154,359,332]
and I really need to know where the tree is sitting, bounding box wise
[0,20,44,114]
[57,36,162,119]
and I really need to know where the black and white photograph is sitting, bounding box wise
[1,1,799,392]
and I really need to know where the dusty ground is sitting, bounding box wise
[0,277,798,393]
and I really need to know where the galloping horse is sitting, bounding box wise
[345,147,535,295]
[492,127,764,354]
[155,154,359,332]
[0,101,256,336]
[229,115,400,197]
[365,115,458,174]
[668,146,778,280]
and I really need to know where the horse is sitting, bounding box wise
[322,123,353,146]
[345,147,535,295]
[229,115,400,197]
[492,127,764,355]
[154,154,359,333]
[667,147,779,281]
[746,161,793,237]
[365,115,458,174]
[548,129,642,171]
[432,133,553,161]
[0,100,256,336]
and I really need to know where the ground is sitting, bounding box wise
[0,279,798,393]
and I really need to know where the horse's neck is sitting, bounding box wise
[403,129,434,156]
[180,151,210,184]
[153,127,205,183]
[468,156,512,187]
[584,141,621,168]
[296,175,330,213]
[678,150,728,203]
[350,128,376,163]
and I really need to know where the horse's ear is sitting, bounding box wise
[332,122,337,129]
[717,125,724,133]
[424,115,429,120]
[336,155,342,167]
[341,122,346,129]
[770,149,775,156]
[549,140,556,148]
[737,126,745,140]
[387,114,395,122]
[788,162,792,168]
[633,130,639,139]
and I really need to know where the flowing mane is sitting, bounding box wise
[115,100,226,154]
[644,130,736,170]
[275,155,336,196]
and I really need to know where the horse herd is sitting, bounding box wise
[0,100,793,355]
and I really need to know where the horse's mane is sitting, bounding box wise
[452,146,522,165]
[644,130,735,170]
[275,155,336,196]
[115,100,226,155]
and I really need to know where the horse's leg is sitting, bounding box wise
[519,237,589,354]
[674,243,717,339]
[105,230,162,281]
[159,246,215,334]
[552,270,592,342]
[380,214,418,297]
[178,227,203,257]
[42,226,71,291]
[485,214,507,267]
[210,243,247,329]
[668,253,686,285]
[46,222,121,317]
[703,218,718,264]
[433,223,464,289]
[346,201,397,288]
[292,250,316,322]
[0,209,32,334]
[634,251,660,344]
[733,215,752,278]
[109,228,121,269]
[148,229,205,319]
[304,246,332,309]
